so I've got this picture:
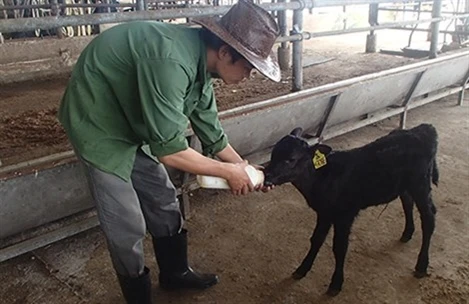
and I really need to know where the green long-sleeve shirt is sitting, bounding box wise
[58,21,228,181]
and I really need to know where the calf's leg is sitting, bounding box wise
[327,215,355,296]
[292,215,332,279]
[412,190,436,278]
[400,192,415,243]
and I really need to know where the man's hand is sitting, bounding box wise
[224,161,255,195]
[250,163,275,193]
[215,145,275,194]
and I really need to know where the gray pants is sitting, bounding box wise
[80,148,184,277]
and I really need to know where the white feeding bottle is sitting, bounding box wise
[196,165,265,189]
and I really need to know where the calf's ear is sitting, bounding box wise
[316,144,332,156]
[290,127,303,137]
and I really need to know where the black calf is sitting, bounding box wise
[263,124,439,296]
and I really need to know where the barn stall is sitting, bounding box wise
[0,0,468,303]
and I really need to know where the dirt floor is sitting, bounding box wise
[0,50,414,166]
[0,28,468,304]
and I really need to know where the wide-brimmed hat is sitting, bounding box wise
[193,0,281,82]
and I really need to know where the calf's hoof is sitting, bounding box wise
[291,270,307,280]
[413,270,429,279]
[399,234,412,243]
[326,287,341,297]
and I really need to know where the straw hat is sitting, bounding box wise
[193,0,281,82]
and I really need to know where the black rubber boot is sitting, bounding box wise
[117,266,153,304]
[153,229,219,290]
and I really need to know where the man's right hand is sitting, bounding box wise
[224,161,255,196]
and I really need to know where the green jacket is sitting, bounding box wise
[58,21,228,181]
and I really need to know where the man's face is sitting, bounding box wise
[212,45,254,85]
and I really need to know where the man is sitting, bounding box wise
[58,0,280,303]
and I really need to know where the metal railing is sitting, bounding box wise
[1,0,468,91]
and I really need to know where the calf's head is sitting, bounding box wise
[263,128,332,186]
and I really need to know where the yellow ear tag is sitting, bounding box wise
[312,150,327,169]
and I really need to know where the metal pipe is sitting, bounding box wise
[291,0,303,92]
[277,0,290,70]
[278,0,287,49]
[104,0,111,13]
[282,13,469,41]
[343,5,347,30]
[430,0,443,58]
[1,0,433,12]
[392,26,469,35]
[366,3,379,53]
[185,0,192,24]
[148,3,186,9]
[0,3,137,10]
[399,70,425,129]
[0,216,99,263]
[50,0,59,16]
[50,0,63,39]
[136,0,145,11]
[316,94,341,139]
[276,34,303,43]
[144,0,149,11]
[0,151,75,177]
[378,8,467,14]
[0,0,447,34]
[407,84,469,110]
[458,68,469,106]
[369,3,379,33]
[313,0,433,6]
[406,1,422,47]
[0,2,310,33]
[180,135,201,219]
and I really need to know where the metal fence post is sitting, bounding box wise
[136,0,147,11]
[366,3,378,53]
[277,0,290,70]
[458,68,469,106]
[399,70,425,129]
[291,0,304,92]
[342,5,347,30]
[429,0,443,58]
[104,0,111,13]
[179,135,201,220]
[51,0,64,38]
[0,3,5,43]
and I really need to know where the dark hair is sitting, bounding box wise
[200,27,245,63]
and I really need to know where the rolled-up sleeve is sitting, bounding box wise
[137,59,191,157]
[189,84,228,156]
